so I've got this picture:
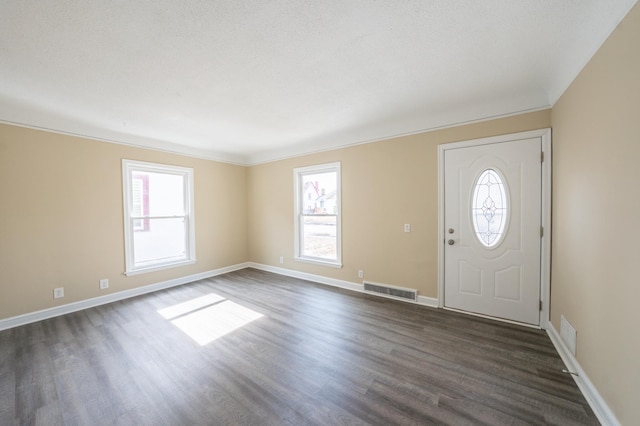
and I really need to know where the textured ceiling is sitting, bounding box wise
[0,1,637,165]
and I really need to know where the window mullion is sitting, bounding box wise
[130,215,186,220]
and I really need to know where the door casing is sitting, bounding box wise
[437,128,552,329]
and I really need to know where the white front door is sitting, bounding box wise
[443,137,542,325]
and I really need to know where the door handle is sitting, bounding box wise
[448,239,455,245]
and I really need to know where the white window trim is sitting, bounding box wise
[122,159,196,276]
[293,162,342,268]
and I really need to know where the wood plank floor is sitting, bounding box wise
[0,268,598,425]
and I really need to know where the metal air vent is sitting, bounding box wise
[363,281,417,301]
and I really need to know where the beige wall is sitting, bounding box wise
[550,3,640,424]
[0,124,248,319]
[248,110,550,297]
[3,5,637,420]
[0,110,549,321]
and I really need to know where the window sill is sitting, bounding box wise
[294,257,343,269]
[124,259,197,276]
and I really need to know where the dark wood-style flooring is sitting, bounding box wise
[0,268,598,425]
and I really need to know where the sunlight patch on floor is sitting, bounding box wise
[157,293,264,346]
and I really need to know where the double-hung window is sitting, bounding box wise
[122,160,196,275]
[294,162,341,267]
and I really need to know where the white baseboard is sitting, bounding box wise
[248,262,439,308]
[248,262,363,292]
[254,262,617,424]
[0,262,437,331]
[1,261,615,424]
[417,295,439,308]
[546,323,620,426]
[0,262,250,331]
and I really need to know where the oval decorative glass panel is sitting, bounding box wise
[472,169,508,247]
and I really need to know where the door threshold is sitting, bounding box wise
[443,306,541,329]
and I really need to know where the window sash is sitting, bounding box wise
[294,162,341,267]
[130,217,190,268]
[299,214,338,261]
[123,160,196,275]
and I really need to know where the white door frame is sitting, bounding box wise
[437,128,552,329]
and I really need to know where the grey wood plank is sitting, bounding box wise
[1,268,599,425]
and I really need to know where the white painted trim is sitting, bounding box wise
[122,159,197,275]
[1,107,552,167]
[437,128,551,151]
[0,263,250,332]
[437,143,446,308]
[0,118,249,165]
[0,259,614,425]
[293,162,342,267]
[250,262,362,293]
[248,263,439,308]
[437,128,552,328]
[539,129,552,329]
[123,259,197,277]
[293,257,343,269]
[246,106,551,166]
[0,262,437,331]
[547,323,620,426]
[417,295,439,308]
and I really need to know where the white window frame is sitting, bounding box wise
[293,162,342,268]
[122,159,196,276]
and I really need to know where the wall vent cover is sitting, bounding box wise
[363,281,417,301]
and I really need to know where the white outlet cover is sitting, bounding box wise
[53,287,64,299]
[99,279,109,289]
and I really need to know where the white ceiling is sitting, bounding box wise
[0,1,636,165]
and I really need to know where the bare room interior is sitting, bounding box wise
[1,1,638,425]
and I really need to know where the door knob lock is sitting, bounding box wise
[448,239,455,245]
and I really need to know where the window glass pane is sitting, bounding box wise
[472,169,508,247]
[131,174,149,230]
[134,171,185,217]
[301,171,337,214]
[131,176,145,217]
[133,217,187,268]
[302,215,337,259]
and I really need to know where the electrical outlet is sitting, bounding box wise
[279,256,284,264]
[404,223,411,233]
[99,279,109,290]
[358,270,364,279]
[53,287,64,299]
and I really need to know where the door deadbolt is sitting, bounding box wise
[448,228,455,234]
